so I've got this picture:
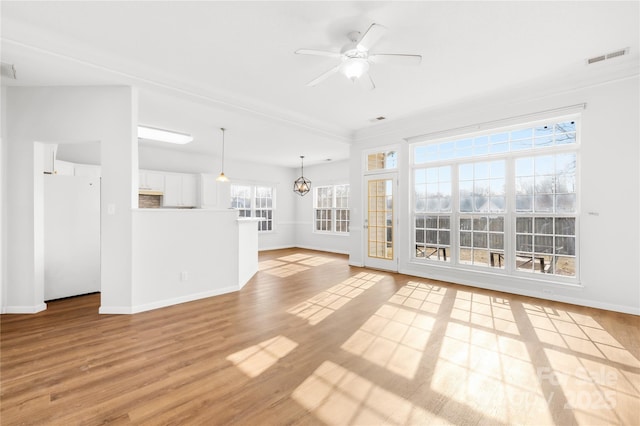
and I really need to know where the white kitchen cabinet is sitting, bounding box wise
[139,170,165,191]
[199,174,218,208]
[163,173,197,207]
[181,174,197,206]
[199,173,231,208]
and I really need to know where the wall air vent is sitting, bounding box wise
[0,62,17,79]
[587,48,629,65]
[587,55,606,64]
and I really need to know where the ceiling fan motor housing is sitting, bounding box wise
[341,42,367,59]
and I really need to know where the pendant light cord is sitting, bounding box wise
[221,128,225,173]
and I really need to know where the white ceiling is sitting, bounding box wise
[1,1,638,168]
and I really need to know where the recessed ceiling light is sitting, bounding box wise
[138,125,193,144]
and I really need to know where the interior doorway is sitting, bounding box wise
[40,142,102,302]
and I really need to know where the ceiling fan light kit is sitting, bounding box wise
[295,23,422,88]
[342,58,370,81]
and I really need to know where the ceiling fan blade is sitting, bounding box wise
[369,53,422,66]
[295,49,341,58]
[366,73,376,90]
[306,64,342,86]
[356,23,387,52]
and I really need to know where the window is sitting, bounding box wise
[458,160,506,268]
[414,166,451,262]
[412,117,578,280]
[231,184,274,231]
[314,184,350,234]
[367,151,397,171]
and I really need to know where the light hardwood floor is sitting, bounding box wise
[2,248,639,425]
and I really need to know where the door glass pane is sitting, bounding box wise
[368,178,393,260]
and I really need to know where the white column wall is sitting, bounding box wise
[4,86,137,313]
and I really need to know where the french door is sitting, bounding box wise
[364,174,397,271]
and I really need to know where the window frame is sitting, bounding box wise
[313,184,350,235]
[410,115,580,285]
[230,183,276,232]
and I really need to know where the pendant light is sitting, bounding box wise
[293,155,311,196]
[216,127,229,182]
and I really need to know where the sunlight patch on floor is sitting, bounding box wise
[387,281,447,314]
[525,304,640,425]
[431,321,553,425]
[277,254,313,262]
[452,291,518,334]
[341,303,434,380]
[259,255,334,277]
[298,256,335,267]
[340,281,447,380]
[287,272,383,326]
[262,263,310,278]
[258,259,286,271]
[226,335,298,378]
[292,361,453,425]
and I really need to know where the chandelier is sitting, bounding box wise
[293,156,311,196]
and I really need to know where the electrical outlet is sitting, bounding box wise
[180,271,189,282]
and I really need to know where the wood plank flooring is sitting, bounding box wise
[2,248,639,425]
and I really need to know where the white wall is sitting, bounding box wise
[138,144,216,174]
[294,160,350,254]
[349,75,640,315]
[3,86,137,313]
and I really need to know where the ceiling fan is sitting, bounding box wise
[295,23,422,89]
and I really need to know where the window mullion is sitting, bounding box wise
[505,156,515,274]
[452,163,460,266]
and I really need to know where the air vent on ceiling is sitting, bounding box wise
[586,48,629,65]
[370,116,387,123]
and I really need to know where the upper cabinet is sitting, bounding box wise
[139,170,165,192]
[199,174,218,208]
[163,172,197,207]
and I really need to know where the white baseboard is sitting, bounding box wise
[3,303,47,314]
[130,286,239,314]
[259,244,296,252]
[399,265,640,316]
[295,245,349,255]
[98,305,133,314]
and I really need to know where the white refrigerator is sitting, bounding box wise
[44,174,101,300]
